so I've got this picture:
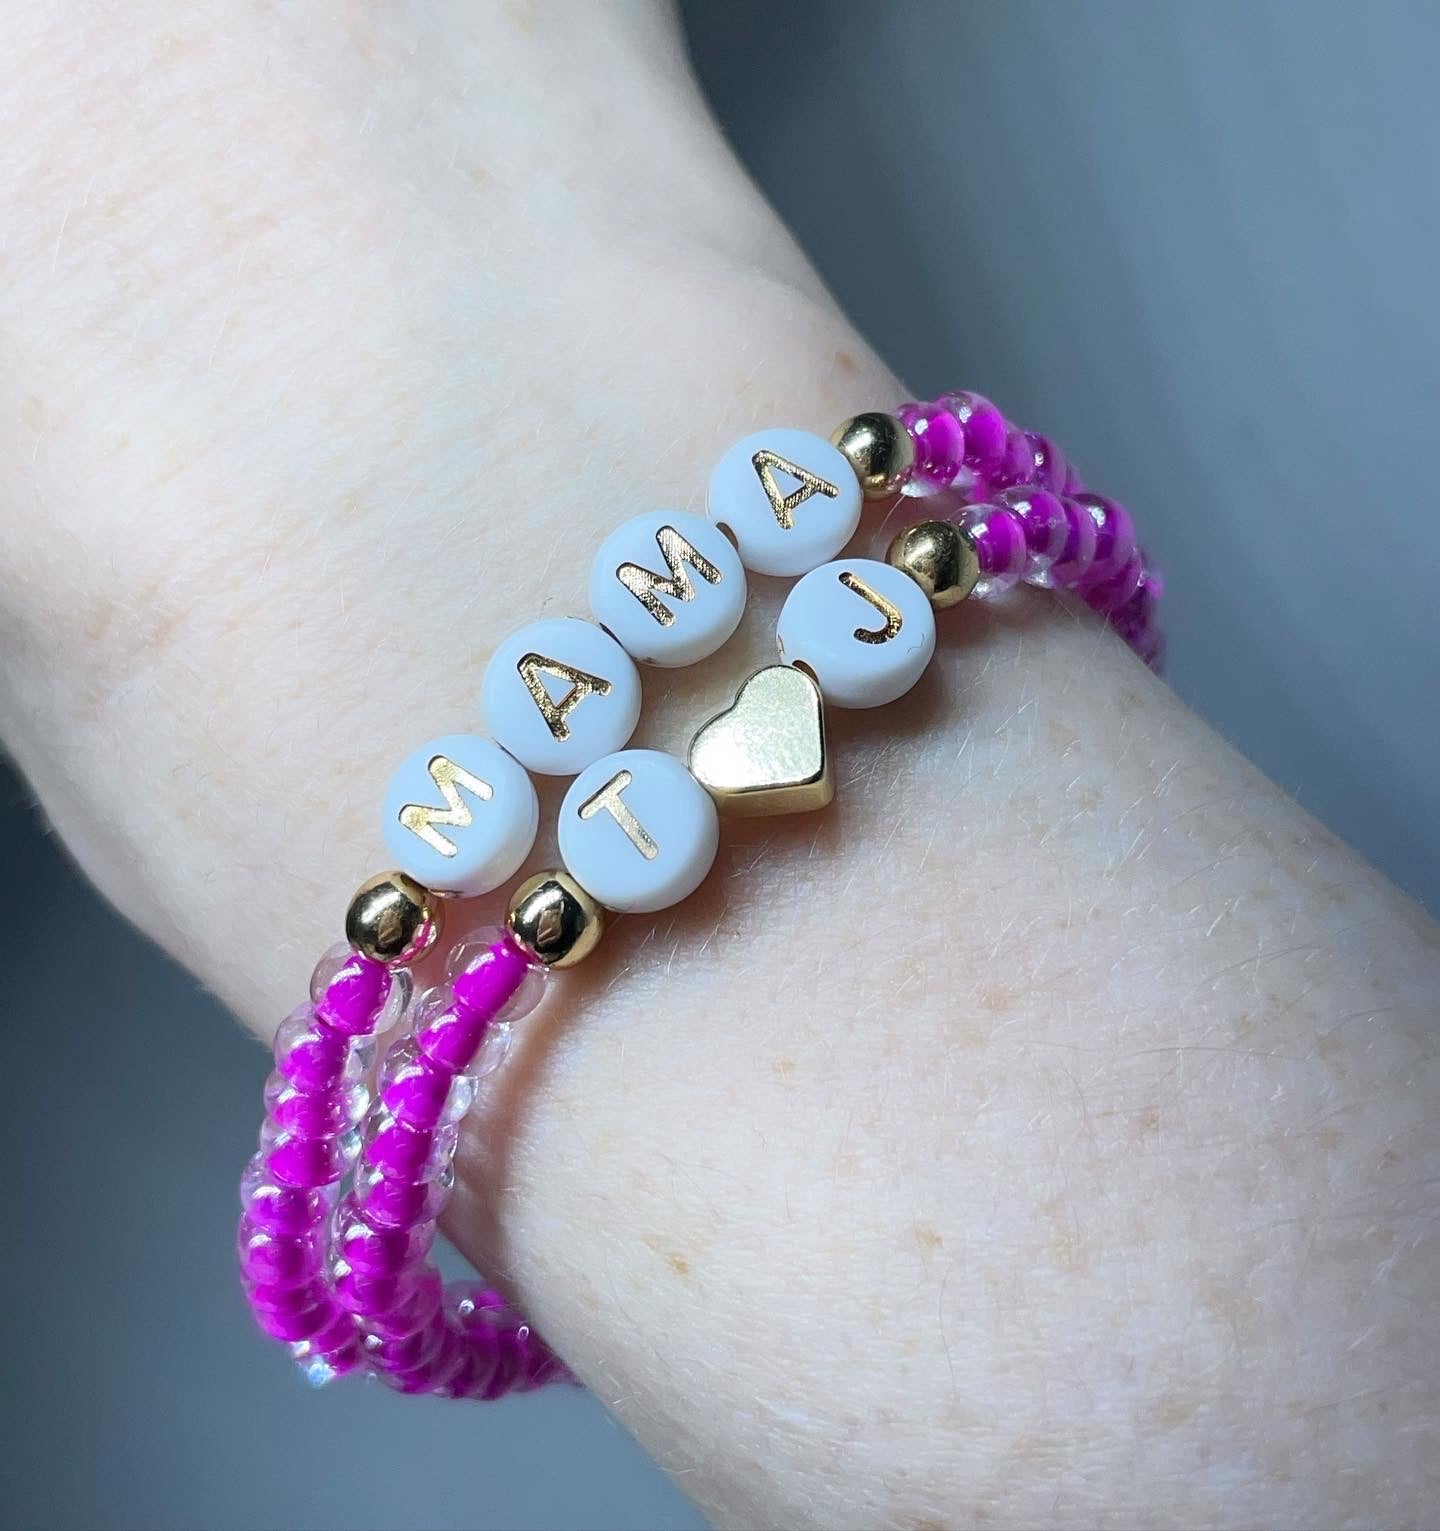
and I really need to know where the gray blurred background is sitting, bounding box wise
[3,3,1436,1528]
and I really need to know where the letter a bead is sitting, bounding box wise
[707,428,863,577]
[482,617,642,776]
[589,510,747,667]
[776,558,936,708]
[382,734,539,896]
[558,748,719,914]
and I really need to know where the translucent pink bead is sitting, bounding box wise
[365,1320,450,1374]
[940,390,1008,475]
[445,930,547,1028]
[996,486,1068,585]
[1085,550,1145,615]
[411,986,490,1078]
[361,1108,459,1184]
[1069,492,1136,589]
[312,949,394,1037]
[378,1037,475,1131]
[1024,431,1068,494]
[351,1265,445,1340]
[352,1160,453,1229]
[333,1193,435,1277]
[260,1121,360,1189]
[246,1276,331,1327]
[988,424,1037,492]
[896,401,966,496]
[237,1217,324,1287]
[448,933,539,1022]
[239,1153,332,1237]
[263,1070,368,1139]
[310,943,412,1034]
[272,1006,355,1095]
[1050,496,1100,587]
[961,505,1028,599]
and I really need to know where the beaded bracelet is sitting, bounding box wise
[238,389,1165,1399]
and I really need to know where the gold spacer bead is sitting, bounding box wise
[829,412,915,500]
[506,870,605,969]
[886,519,980,609]
[344,871,442,967]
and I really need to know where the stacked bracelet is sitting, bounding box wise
[238,387,1166,1399]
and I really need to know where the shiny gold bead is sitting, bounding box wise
[344,871,442,967]
[829,412,915,500]
[885,519,979,609]
[506,870,604,969]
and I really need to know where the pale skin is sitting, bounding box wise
[1,5,1436,1528]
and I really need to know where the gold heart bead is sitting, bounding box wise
[688,664,833,817]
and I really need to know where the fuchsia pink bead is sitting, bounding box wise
[1049,496,1101,587]
[939,389,1008,475]
[1069,492,1137,589]
[1025,431,1069,494]
[313,952,393,1036]
[897,400,966,495]
[996,485,1068,583]
[962,504,1028,598]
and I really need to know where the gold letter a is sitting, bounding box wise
[751,449,839,529]
[517,652,613,741]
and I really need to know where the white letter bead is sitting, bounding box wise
[382,734,539,897]
[776,558,937,709]
[706,428,863,577]
[589,510,746,667]
[559,749,719,914]
[482,617,642,776]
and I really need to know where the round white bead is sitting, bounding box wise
[482,616,642,776]
[558,748,719,915]
[776,557,937,709]
[589,510,747,667]
[706,428,863,577]
[381,734,539,897]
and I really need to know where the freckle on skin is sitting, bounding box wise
[834,348,859,376]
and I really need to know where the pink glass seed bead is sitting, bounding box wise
[272,1007,358,1095]
[1050,496,1101,587]
[312,951,393,1037]
[352,1161,454,1229]
[412,988,491,1078]
[896,401,966,496]
[988,424,1037,492]
[261,1122,360,1189]
[961,505,1028,598]
[446,930,547,1028]
[332,1194,435,1277]
[263,1071,368,1139]
[1085,550,1146,615]
[246,1280,335,1342]
[364,1316,451,1373]
[940,390,1008,475]
[1069,492,1136,589]
[361,1109,459,1184]
[1024,431,1069,494]
[239,1154,333,1237]
[238,1218,324,1287]
[995,485,1069,585]
[378,1038,474,1131]
[350,1266,445,1341]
